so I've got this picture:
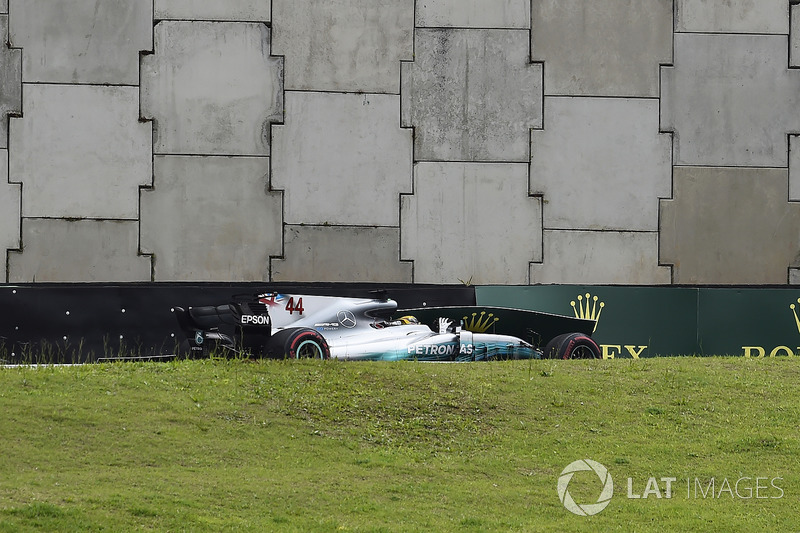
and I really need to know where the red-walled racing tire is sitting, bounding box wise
[542,332,600,360]
[267,328,330,359]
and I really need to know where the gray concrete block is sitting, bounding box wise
[9,0,152,85]
[272,226,412,282]
[272,92,412,226]
[401,162,541,284]
[531,0,672,97]
[1,150,20,281]
[155,0,270,21]
[141,21,282,156]
[10,84,151,219]
[661,33,800,167]
[676,0,788,34]
[140,156,282,281]
[402,29,541,162]
[0,15,21,149]
[0,1,6,13]
[531,97,671,231]
[660,167,800,284]
[272,0,413,93]
[416,0,530,28]
[530,230,670,284]
[8,219,151,282]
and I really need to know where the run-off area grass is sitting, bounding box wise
[0,357,798,532]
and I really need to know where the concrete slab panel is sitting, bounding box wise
[0,15,21,149]
[272,92,412,226]
[140,156,282,281]
[0,1,6,13]
[531,0,672,97]
[272,0,413,93]
[530,230,670,284]
[531,98,671,231]
[661,33,800,167]
[10,84,151,219]
[141,21,282,156]
[416,0,530,29]
[271,226,412,282]
[660,167,800,284]
[1,150,20,281]
[9,0,152,85]
[402,29,541,162]
[155,0,270,21]
[8,219,151,282]
[676,0,788,34]
[401,162,541,284]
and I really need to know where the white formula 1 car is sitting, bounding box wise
[174,292,600,361]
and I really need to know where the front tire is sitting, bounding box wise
[543,333,600,360]
[267,328,330,359]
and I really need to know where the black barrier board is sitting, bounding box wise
[0,283,475,363]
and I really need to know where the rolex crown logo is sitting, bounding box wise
[789,298,800,334]
[571,293,604,333]
[462,311,499,333]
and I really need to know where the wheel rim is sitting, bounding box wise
[295,339,324,359]
[569,344,596,359]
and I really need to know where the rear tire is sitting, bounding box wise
[266,328,330,359]
[543,333,600,360]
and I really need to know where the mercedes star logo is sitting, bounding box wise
[337,310,357,328]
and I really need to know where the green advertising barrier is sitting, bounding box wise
[697,289,800,357]
[476,286,800,358]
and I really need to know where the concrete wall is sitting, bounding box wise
[1,0,799,285]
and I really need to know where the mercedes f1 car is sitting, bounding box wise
[173,292,601,361]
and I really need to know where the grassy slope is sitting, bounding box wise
[0,358,798,532]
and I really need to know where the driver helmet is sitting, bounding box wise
[396,315,419,325]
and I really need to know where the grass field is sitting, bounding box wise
[0,357,798,532]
